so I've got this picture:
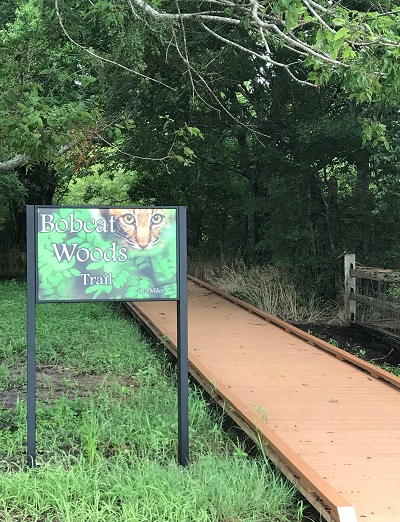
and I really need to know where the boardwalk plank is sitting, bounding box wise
[126,279,400,522]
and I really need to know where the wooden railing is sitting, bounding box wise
[344,253,400,340]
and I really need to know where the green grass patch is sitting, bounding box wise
[0,279,303,521]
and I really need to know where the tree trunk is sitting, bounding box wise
[356,155,371,256]
[13,162,59,245]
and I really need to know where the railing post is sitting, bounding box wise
[344,253,356,326]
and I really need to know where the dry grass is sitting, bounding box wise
[189,258,337,324]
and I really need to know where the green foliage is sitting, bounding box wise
[0,173,26,239]
[59,164,135,205]
[277,3,400,107]
[0,280,300,521]
[2,0,400,302]
[0,0,100,165]
[0,84,98,162]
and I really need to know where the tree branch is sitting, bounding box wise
[129,0,346,83]
[200,23,315,87]
[54,0,176,91]
[0,154,29,174]
[0,141,80,174]
[301,0,335,35]
[129,0,242,25]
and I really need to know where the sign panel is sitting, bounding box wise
[27,205,188,468]
[36,207,178,301]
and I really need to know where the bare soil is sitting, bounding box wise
[3,325,398,414]
[293,323,400,367]
[1,365,138,410]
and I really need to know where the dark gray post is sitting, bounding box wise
[177,206,189,466]
[26,205,36,467]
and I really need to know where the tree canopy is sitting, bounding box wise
[2,0,400,174]
[2,0,400,299]
[126,0,400,101]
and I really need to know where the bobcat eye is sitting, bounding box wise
[122,213,135,225]
[151,213,165,225]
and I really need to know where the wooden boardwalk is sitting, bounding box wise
[125,277,400,522]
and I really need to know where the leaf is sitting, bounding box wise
[334,27,349,41]
[80,75,97,88]
[331,40,342,61]
[342,43,355,60]
[183,146,195,158]
[186,126,204,138]
[316,29,324,44]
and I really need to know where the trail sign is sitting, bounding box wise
[35,207,178,302]
[26,205,188,467]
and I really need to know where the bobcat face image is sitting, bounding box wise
[101,208,168,251]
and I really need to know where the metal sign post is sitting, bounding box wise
[26,205,37,467]
[26,205,189,468]
[177,207,189,466]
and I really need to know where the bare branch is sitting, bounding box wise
[186,58,271,140]
[0,141,80,174]
[174,2,197,102]
[0,154,29,173]
[269,23,345,66]
[301,0,335,35]
[129,0,242,25]
[128,0,400,69]
[201,23,315,87]
[306,0,328,13]
[129,0,346,72]
[93,133,173,162]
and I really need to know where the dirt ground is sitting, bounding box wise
[294,323,400,367]
[1,365,138,410]
[3,324,399,412]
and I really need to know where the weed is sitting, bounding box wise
[254,404,269,423]
[189,259,337,324]
[61,377,79,389]
[80,411,101,466]
[380,362,400,377]
[8,374,26,390]
[230,438,249,458]
[354,346,367,359]
[0,364,10,392]
[0,280,302,521]
[160,334,170,346]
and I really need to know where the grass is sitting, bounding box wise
[323,336,400,378]
[0,279,303,522]
[189,259,336,324]
[351,345,400,377]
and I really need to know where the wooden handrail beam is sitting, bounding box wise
[350,292,400,313]
[351,268,400,283]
